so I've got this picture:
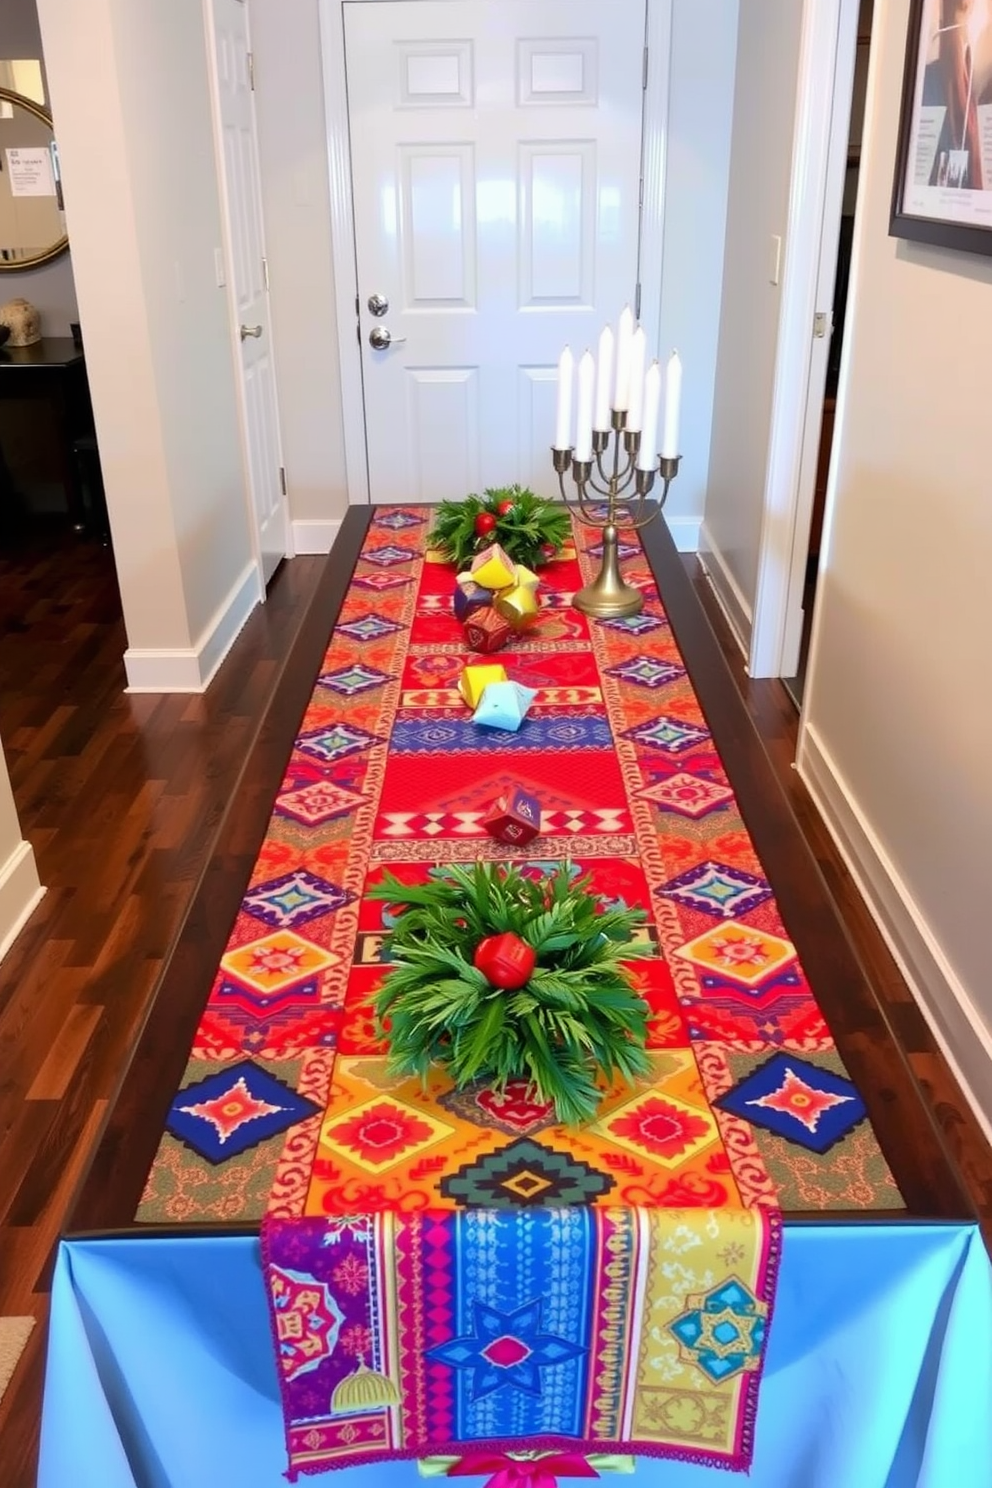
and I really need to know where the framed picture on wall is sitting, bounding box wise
[890,0,992,255]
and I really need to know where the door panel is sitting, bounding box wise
[211,0,288,583]
[344,0,646,503]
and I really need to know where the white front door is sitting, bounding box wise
[209,0,288,584]
[343,0,647,504]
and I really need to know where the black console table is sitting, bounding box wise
[0,337,93,531]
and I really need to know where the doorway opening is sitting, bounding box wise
[783,0,873,707]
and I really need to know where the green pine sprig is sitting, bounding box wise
[366,861,652,1125]
[428,486,571,570]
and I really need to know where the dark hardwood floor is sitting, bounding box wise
[0,518,988,1486]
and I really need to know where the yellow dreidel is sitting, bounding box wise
[470,543,516,591]
[458,662,508,709]
[495,583,540,629]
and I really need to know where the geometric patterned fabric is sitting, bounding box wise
[136,509,903,1478]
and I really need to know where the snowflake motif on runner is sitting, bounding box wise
[318,663,394,697]
[656,862,773,920]
[715,1052,867,1153]
[242,869,354,931]
[427,1298,586,1400]
[334,613,405,643]
[622,716,711,753]
[360,544,418,567]
[296,723,381,764]
[166,1061,322,1162]
[605,656,686,690]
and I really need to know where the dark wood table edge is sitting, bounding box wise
[63,505,374,1235]
[62,502,973,1239]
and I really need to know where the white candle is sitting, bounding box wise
[613,305,634,411]
[574,349,595,461]
[636,360,661,471]
[662,350,682,458]
[594,325,614,431]
[626,327,647,433]
[554,346,573,450]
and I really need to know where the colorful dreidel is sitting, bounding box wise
[458,662,507,709]
[464,607,512,653]
[470,543,516,591]
[494,581,540,630]
[482,785,542,845]
[472,680,537,732]
[513,564,541,592]
[453,577,492,622]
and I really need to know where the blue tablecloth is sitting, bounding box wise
[38,1222,992,1488]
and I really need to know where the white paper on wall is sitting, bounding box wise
[5,147,56,197]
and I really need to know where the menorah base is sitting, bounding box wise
[572,522,644,618]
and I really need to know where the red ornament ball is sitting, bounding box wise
[540,542,558,561]
[496,499,515,516]
[474,512,497,536]
[473,932,537,990]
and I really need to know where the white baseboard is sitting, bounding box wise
[664,515,701,553]
[292,519,342,555]
[798,720,992,1146]
[124,559,263,694]
[0,840,45,965]
[696,522,752,659]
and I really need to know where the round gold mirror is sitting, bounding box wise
[0,86,68,271]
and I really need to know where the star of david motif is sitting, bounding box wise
[296,723,380,764]
[318,663,392,697]
[373,509,425,530]
[427,1298,586,1400]
[715,1052,867,1153]
[242,869,353,930]
[166,1061,321,1162]
[668,1277,767,1384]
[657,861,772,920]
[622,716,711,754]
[361,544,417,567]
[275,779,365,828]
[334,613,404,643]
[639,772,734,819]
[606,656,686,690]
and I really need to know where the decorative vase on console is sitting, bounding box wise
[0,298,42,346]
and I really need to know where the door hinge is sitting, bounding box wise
[638,176,644,208]
[634,282,642,320]
[248,51,255,90]
[262,256,269,292]
[642,46,649,90]
[813,310,833,339]
[279,465,287,497]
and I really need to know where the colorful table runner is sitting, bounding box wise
[138,508,902,1479]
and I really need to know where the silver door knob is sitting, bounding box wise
[240,323,263,340]
[368,293,389,316]
[369,325,406,350]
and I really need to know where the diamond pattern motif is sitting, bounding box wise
[639,772,734,818]
[606,656,686,689]
[335,613,404,642]
[622,716,711,753]
[296,723,380,763]
[361,544,417,567]
[242,870,353,930]
[715,1052,867,1154]
[318,664,392,696]
[657,862,772,920]
[166,1061,321,1162]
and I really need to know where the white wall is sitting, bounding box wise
[36,0,258,690]
[0,738,43,964]
[800,0,992,1133]
[0,0,78,335]
[658,0,739,545]
[249,0,348,536]
[701,1,805,642]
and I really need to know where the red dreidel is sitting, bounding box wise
[464,607,512,653]
[482,786,542,845]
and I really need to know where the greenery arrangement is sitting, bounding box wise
[428,485,571,571]
[367,861,652,1125]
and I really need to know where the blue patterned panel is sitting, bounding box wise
[388,715,614,754]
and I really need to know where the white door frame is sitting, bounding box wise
[318,0,673,507]
[203,0,293,590]
[748,0,861,679]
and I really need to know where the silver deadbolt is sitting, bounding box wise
[240,323,263,340]
[367,293,389,317]
[369,325,406,350]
